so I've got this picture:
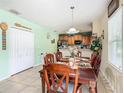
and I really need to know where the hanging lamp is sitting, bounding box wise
[66,6,79,34]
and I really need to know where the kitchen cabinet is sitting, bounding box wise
[74,35,82,40]
[82,36,91,45]
[59,34,91,45]
[68,36,74,45]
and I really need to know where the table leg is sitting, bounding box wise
[89,81,97,93]
[41,74,45,93]
[42,78,45,93]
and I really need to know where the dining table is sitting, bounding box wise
[39,59,97,93]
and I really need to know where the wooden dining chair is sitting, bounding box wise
[43,63,79,93]
[82,52,101,77]
[44,53,54,65]
[55,51,62,62]
[81,52,98,67]
[90,52,98,67]
[55,51,69,62]
[76,53,101,93]
[77,51,82,58]
[92,54,101,77]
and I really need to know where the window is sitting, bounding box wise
[108,7,122,70]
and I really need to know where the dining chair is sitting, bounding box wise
[55,51,62,61]
[43,63,79,93]
[44,53,54,65]
[77,68,97,93]
[92,54,101,77]
[90,52,98,67]
[77,51,82,58]
[76,53,101,93]
[55,51,69,62]
[81,52,98,67]
[82,52,101,77]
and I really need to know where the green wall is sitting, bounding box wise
[0,9,58,80]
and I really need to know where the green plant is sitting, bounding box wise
[91,37,102,51]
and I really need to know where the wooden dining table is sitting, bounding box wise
[39,61,97,93]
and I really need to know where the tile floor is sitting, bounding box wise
[0,65,42,93]
[0,65,106,93]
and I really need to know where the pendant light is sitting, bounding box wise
[66,6,79,34]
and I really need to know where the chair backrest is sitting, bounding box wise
[44,54,54,65]
[43,64,78,93]
[90,52,98,67]
[77,51,82,58]
[55,51,62,62]
[92,54,101,77]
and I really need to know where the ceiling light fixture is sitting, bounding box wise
[66,6,79,34]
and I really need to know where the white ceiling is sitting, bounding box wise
[0,0,110,33]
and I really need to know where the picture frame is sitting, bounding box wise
[51,39,55,44]
[108,0,119,17]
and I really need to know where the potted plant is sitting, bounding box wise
[90,37,102,52]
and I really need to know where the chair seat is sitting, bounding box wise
[78,68,96,80]
[59,58,69,62]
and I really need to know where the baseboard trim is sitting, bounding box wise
[99,71,114,93]
[33,63,42,67]
[0,75,11,81]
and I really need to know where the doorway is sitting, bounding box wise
[9,28,34,75]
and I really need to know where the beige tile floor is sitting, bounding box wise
[0,65,42,93]
[0,65,105,93]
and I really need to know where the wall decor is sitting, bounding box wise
[14,23,32,30]
[0,22,8,31]
[51,39,55,44]
[108,0,119,17]
[0,22,8,50]
[2,31,6,50]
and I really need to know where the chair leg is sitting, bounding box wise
[95,82,97,93]
[79,88,82,93]
[89,81,96,93]
[41,75,45,93]
[77,84,82,93]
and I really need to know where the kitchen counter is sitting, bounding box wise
[59,48,93,58]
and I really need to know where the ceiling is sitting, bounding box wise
[0,0,110,33]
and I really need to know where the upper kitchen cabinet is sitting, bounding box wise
[59,32,92,45]
[74,35,82,40]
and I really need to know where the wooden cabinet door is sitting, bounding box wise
[64,35,68,41]
[82,36,85,44]
[74,35,78,40]
[71,36,74,45]
[86,36,91,44]
[82,36,91,45]
[59,35,68,41]
[74,35,81,40]
[68,36,71,45]
[77,35,82,40]
[68,36,74,45]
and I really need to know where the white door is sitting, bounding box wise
[9,28,34,75]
